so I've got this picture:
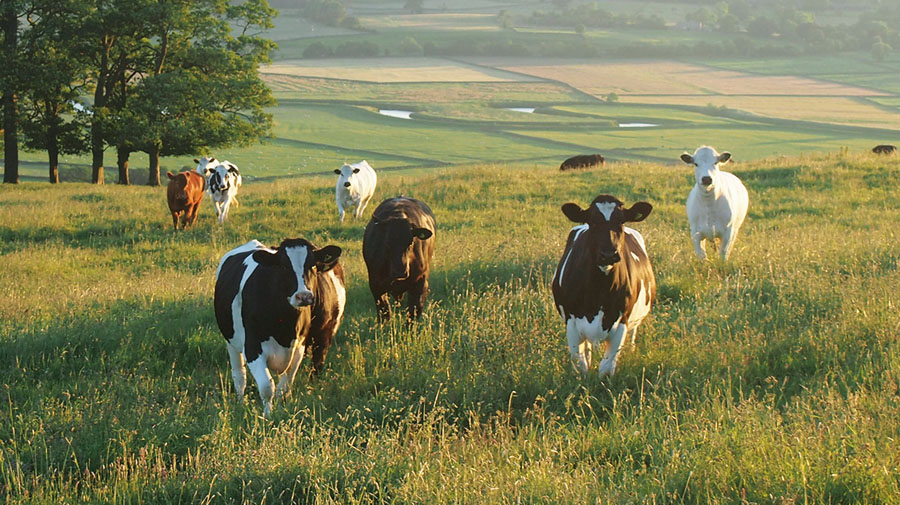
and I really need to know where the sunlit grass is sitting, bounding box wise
[2,150,900,503]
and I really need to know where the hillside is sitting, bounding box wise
[1,151,899,503]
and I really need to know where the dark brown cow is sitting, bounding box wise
[873,144,897,155]
[363,196,436,320]
[560,154,605,171]
[166,170,205,230]
[551,195,656,379]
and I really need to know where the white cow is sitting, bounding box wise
[195,157,242,225]
[334,160,377,223]
[681,146,749,260]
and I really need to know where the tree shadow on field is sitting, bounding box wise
[1,294,227,476]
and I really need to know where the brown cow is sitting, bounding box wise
[363,196,436,321]
[560,154,605,171]
[872,144,897,155]
[166,170,205,230]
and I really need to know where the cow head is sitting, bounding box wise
[334,162,363,190]
[561,195,652,273]
[252,239,342,308]
[194,157,219,178]
[680,146,731,192]
[208,164,234,194]
[167,171,191,203]
[374,218,433,281]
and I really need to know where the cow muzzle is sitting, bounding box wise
[343,181,351,188]
[289,290,314,307]
[700,176,713,187]
[598,251,621,266]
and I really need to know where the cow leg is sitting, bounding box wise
[188,203,200,227]
[369,280,391,321]
[628,324,640,349]
[247,356,275,417]
[691,232,707,260]
[566,318,590,375]
[274,343,305,401]
[597,323,627,379]
[338,205,346,223]
[719,227,737,260]
[171,211,179,230]
[226,343,247,399]
[407,279,428,320]
[356,196,371,218]
[219,199,230,224]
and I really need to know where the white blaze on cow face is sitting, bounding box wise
[682,146,731,192]
[285,245,314,307]
[595,201,617,221]
[195,157,219,178]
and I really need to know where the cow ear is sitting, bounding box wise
[680,153,694,164]
[718,152,732,164]
[252,249,280,267]
[334,169,341,175]
[193,158,200,164]
[352,168,360,174]
[167,171,176,179]
[412,227,432,240]
[561,203,586,223]
[624,202,653,223]
[314,245,342,271]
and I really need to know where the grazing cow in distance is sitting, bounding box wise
[873,144,897,155]
[214,238,346,417]
[551,195,656,379]
[166,170,205,230]
[195,157,242,225]
[363,196,435,321]
[681,146,749,260]
[560,154,605,171]
[334,160,377,223]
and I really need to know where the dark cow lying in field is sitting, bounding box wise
[363,196,436,321]
[214,239,345,417]
[551,195,656,379]
[560,154,605,171]
[166,170,205,230]
[873,144,897,155]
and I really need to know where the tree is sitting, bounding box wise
[404,0,423,14]
[871,37,892,62]
[18,0,91,183]
[1,0,22,184]
[121,0,277,186]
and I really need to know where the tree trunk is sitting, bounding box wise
[47,131,59,184]
[2,0,19,184]
[116,146,130,185]
[91,37,111,185]
[147,143,161,186]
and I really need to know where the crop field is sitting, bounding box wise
[261,58,538,83]
[3,151,900,503]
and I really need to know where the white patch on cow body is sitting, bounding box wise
[628,280,652,327]
[631,252,640,262]
[624,227,648,256]
[556,224,588,287]
[284,246,312,307]
[261,337,294,374]
[328,269,346,327]
[595,201,617,221]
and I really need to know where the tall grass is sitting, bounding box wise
[1,151,899,503]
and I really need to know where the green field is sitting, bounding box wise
[3,152,900,503]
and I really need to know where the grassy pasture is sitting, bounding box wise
[3,152,900,503]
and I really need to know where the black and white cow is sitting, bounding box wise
[195,157,242,224]
[551,195,656,379]
[214,238,345,416]
[363,196,435,321]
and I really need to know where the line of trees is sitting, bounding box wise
[0,0,277,185]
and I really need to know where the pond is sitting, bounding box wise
[506,107,536,113]
[618,122,658,128]
[379,109,413,119]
